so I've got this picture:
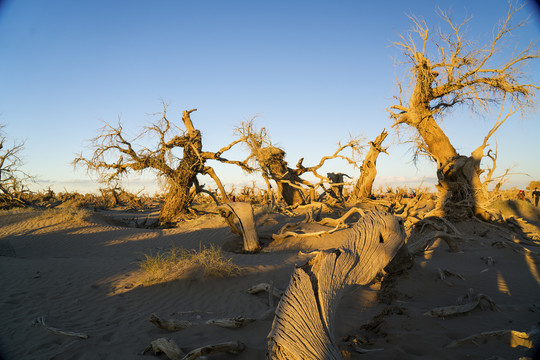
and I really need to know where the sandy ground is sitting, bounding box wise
[0,203,539,360]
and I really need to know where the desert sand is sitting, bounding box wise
[0,201,539,360]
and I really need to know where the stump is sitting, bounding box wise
[218,202,261,252]
[267,211,407,360]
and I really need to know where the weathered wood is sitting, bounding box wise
[182,341,246,360]
[143,338,184,360]
[424,293,498,317]
[446,330,534,349]
[205,316,255,328]
[218,202,261,252]
[267,211,407,360]
[32,316,88,339]
[149,313,192,331]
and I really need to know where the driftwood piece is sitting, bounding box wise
[267,211,406,360]
[246,282,285,299]
[143,338,185,360]
[143,339,246,360]
[425,291,498,317]
[32,316,88,339]
[218,202,261,252]
[205,316,256,328]
[182,341,246,360]
[149,313,192,331]
[446,330,534,349]
[437,268,465,286]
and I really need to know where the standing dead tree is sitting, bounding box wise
[235,119,362,206]
[75,107,251,224]
[0,125,31,208]
[388,3,539,220]
[267,211,407,359]
[352,129,388,200]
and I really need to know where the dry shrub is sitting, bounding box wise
[139,244,243,284]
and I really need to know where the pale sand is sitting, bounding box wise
[0,205,539,359]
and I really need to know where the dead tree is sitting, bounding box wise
[352,129,388,200]
[327,172,351,200]
[388,4,538,220]
[0,125,31,208]
[75,107,251,224]
[267,211,407,359]
[236,119,362,206]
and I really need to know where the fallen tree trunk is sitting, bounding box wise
[267,211,407,359]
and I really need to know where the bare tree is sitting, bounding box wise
[235,119,362,206]
[0,125,31,208]
[388,3,539,220]
[74,106,251,224]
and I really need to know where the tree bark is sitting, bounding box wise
[267,211,407,359]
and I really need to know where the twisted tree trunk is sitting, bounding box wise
[267,211,407,359]
[353,129,388,200]
[400,54,488,220]
[159,111,205,223]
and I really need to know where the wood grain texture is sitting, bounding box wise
[267,211,406,360]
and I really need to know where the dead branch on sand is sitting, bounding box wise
[424,289,498,317]
[246,282,284,299]
[143,338,246,360]
[447,330,535,349]
[149,314,192,331]
[32,316,88,339]
[205,317,256,329]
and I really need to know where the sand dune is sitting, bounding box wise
[0,205,539,359]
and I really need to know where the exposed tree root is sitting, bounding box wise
[272,207,366,241]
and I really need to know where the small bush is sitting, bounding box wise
[139,244,242,284]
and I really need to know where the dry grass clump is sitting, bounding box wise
[0,207,93,228]
[139,245,243,284]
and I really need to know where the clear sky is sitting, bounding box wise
[0,0,539,195]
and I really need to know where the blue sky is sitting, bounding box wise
[0,0,539,195]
